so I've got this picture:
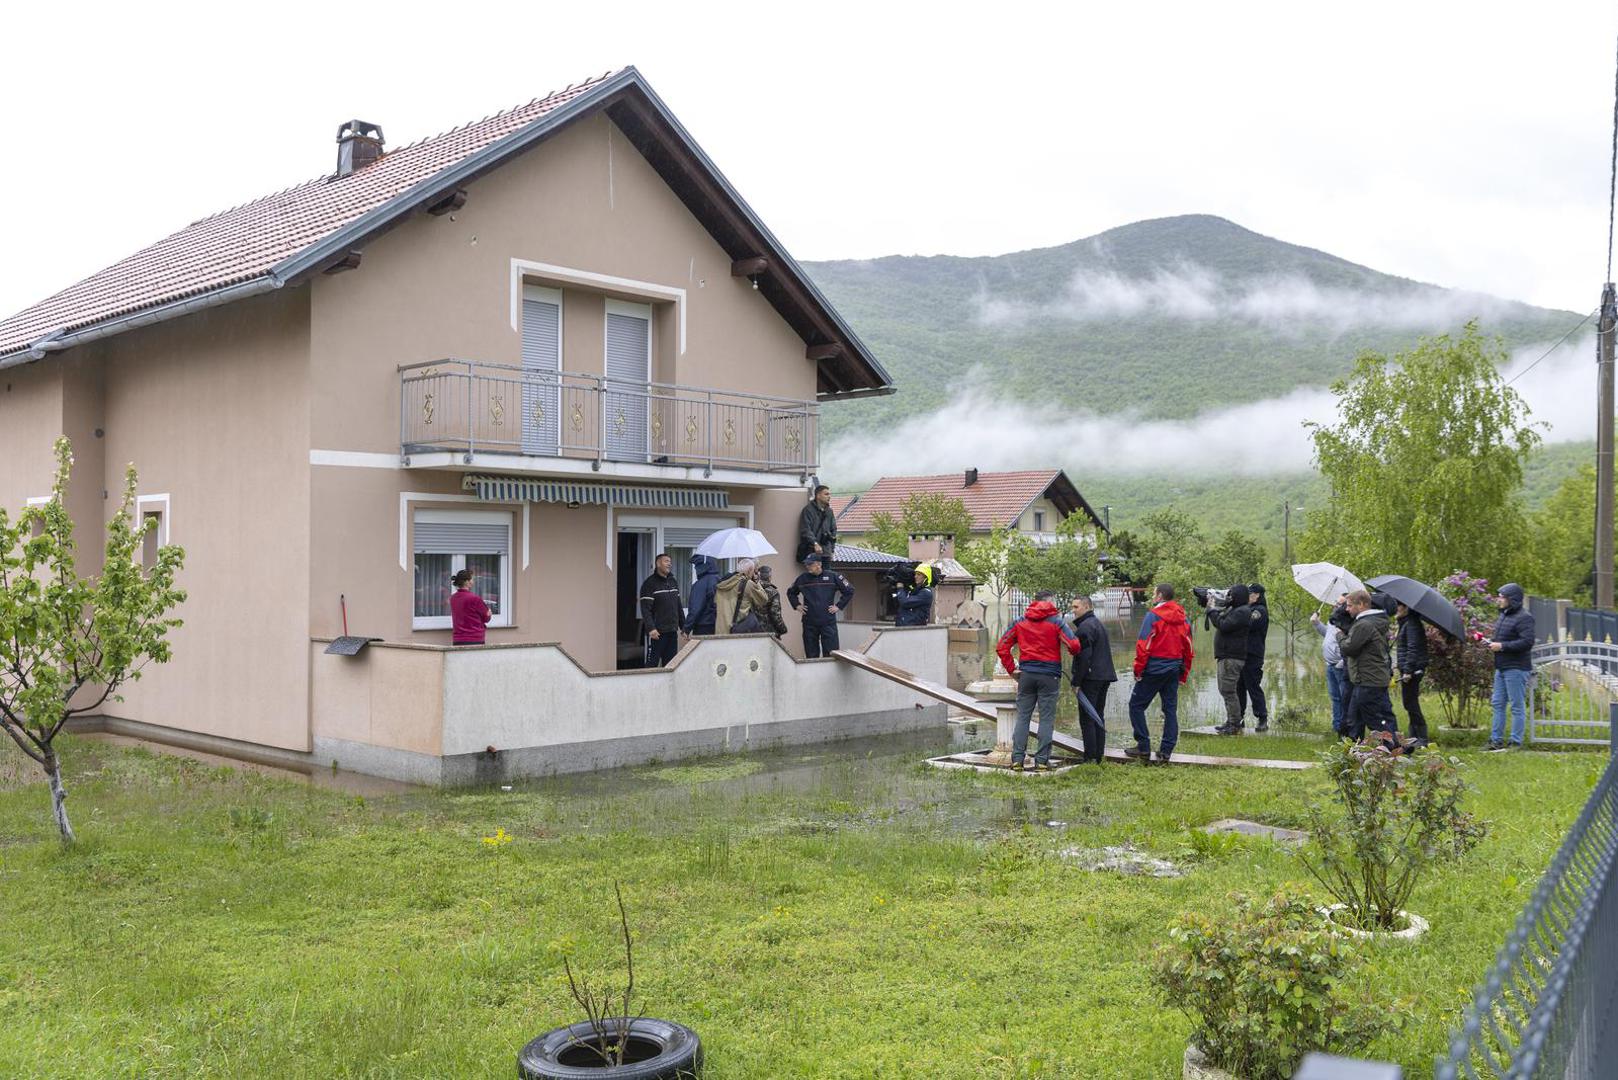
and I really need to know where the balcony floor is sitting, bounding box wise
[400,450,810,489]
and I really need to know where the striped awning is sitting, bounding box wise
[462,475,730,510]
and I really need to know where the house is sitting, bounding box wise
[0,68,959,784]
[836,468,1105,547]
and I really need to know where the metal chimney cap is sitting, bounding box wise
[335,120,384,143]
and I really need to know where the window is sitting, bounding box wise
[412,509,513,630]
[604,300,652,463]
[1033,510,1046,532]
[25,496,48,539]
[620,515,744,608]
[135,494,170,572]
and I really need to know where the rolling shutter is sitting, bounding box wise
[414,519,511,555]
[604,308,650,462]
[521,291,561,455]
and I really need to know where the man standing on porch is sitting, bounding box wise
[639,553,684,667]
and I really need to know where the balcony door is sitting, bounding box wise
[520,285,562,456]
[604,300,651,463]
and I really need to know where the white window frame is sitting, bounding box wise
[135,494,171,568]
[412,508,514,631]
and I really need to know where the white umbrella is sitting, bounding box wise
[1291,561,1365,603]
[694,527,777,560]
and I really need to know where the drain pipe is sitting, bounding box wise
[0,274,285,372]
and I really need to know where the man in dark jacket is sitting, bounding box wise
[1067,596,1116,764]
[681,554,721,637]
[1395,603,1430,744]
[894,564,935,627]
[797,485,838,566]
[638,552,684,667]
[1128,583,1195,764]
[1487,583,1536,750]
[1338,589,1396,740]
[996,591,1082,771]
[1207,585,1256,735]
[787,553,854,658]
[1235,583,1270,731]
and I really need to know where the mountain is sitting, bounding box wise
[805,214,1583,441]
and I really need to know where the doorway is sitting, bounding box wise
[615,529,654,670]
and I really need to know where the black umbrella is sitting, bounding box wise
[1365,575,1464,639]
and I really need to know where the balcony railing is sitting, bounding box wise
[399,359,819,475]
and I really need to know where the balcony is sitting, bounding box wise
[399,359,819,482]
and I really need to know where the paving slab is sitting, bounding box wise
[1201,818,1311,844]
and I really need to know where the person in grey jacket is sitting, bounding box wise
[1338,590,1396,740]
[1310,601,1349,735]
[797,485,838,566]
[1487,583,1536,751]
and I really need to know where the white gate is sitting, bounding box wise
[1529,640,1618,746]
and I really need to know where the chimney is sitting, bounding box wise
[909,533,956,563]
[964,467,978,488]
[335,120,385,178]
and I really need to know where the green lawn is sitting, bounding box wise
[0,731,1599,1078]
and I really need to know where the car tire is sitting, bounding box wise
[517,1017,702,1079]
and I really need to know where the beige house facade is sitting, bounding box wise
[0,70,944,780]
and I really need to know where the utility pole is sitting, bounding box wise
[1284,501,1302,567]
[1102,505,1112,534]
[1599,283,1616,610]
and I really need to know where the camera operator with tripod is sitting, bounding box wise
[1198,584,1260,735]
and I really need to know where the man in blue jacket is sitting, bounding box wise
[682,554,722,638]
[1486,583,1536,751]
[894,563,936,626]
[787,554,855,658]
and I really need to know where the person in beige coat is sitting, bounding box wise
[714,558,771,635]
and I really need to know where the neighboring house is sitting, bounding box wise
[836,468,1104,547]
[0,68,917,780]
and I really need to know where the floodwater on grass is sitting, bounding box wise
[452,726,1120,840]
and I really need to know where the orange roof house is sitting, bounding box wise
[836,468,1104,537]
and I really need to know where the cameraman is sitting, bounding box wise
[1235,583,1270,732]
[1206,584,1257,735]
[894,563,936,627]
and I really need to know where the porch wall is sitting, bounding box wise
[308,626,948,783]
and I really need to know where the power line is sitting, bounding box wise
[1504,309,1597,386]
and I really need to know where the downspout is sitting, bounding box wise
[0,274,285,372]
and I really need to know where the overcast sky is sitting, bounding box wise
[4,1,1616,321]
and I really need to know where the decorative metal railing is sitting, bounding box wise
[399,359,819,475]
[1528,641,1618,746]
[1435,713,1618,1078]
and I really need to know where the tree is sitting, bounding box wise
[958,525,1032,628]
[1303,323,1540,586]
[865,492,976,557]
[1519,464,1604,604]
[0,439,186,841]
[1119,508,1208,597]
[1006,536,1102,609]
[1201,529,1267,589]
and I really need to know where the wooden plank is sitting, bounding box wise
[1101,747,1312,770]
[831,649,995,720]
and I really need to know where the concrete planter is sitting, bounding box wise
[1183,1043,1239,1080]
[1323,903,1429,942]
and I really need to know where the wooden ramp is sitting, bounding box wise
[830,650,995,721]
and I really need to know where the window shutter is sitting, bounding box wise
[662,526,718,548]
[604,311,649,462]
[414,521,511,555]
[521,295,561,456]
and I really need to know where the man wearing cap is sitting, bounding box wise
[787,553,855,659]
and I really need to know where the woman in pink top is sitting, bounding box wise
[449,568,492,645]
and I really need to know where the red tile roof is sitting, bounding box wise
[830,494,857,519]
[0,75,619,357]
[837,470,1077,535]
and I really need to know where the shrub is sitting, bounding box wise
[1298,740,1486,930]
[1152,887,1388,1080]
[1424,570,1496,729]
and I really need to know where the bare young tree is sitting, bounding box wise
[0,438,186,841]
[560,881,643,1066]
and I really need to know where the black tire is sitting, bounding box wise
[517,1018,702,1079]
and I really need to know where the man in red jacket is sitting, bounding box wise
[997,591,1083,771]
[1127,583,1195,764]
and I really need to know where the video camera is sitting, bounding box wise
[1192,586,1232,611]
[879,560,923,591]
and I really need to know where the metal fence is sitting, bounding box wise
[398,359,819,475]
[1528,641,1618,745]
[1566,606,1618,649]
[1436,712,1618,1078]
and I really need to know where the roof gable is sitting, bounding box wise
[0,68,892,400]
[836,469,1104,534]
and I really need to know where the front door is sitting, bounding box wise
[604,301,651,463]
[615,529,655,669]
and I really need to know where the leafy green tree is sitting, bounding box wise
[1303,323,1540,586]
[1201,529,1267,589]
[1119,508,1208,596]
[865,492,976,557]
[1005,536,1102,609]
[958,525,1033,626]
[0,439,186,842]
[1519,464,1604,604]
